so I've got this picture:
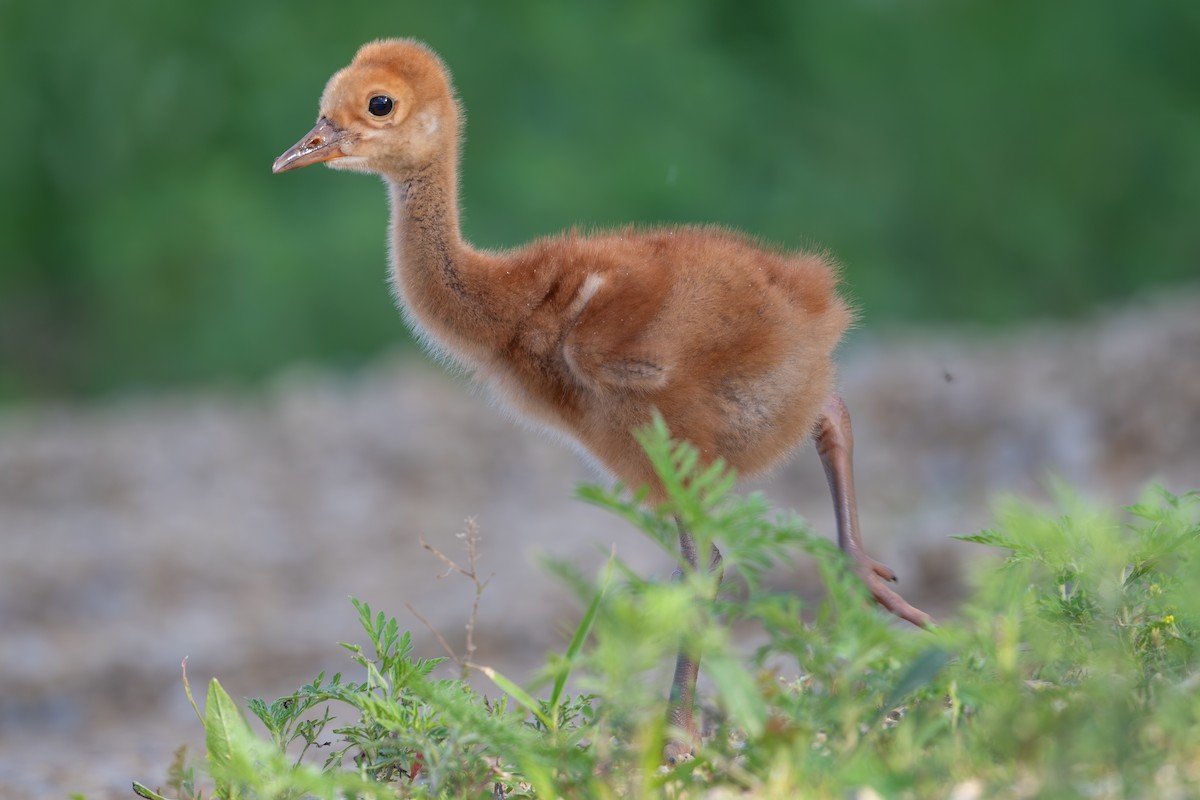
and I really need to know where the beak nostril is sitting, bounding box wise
[273,117,345,173]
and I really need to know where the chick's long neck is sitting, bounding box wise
[386,153,511,363]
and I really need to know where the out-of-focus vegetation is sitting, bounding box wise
[2,0,1197,399]
[137,424,1200,799]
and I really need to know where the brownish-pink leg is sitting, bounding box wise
[814,395,932,628]
[663,521,723,764]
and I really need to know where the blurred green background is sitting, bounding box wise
[2,0,1197,400]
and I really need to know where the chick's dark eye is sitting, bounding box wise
[368,95,394,117]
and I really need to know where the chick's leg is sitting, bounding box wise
[663,520,723,764]
[814,394,932,628]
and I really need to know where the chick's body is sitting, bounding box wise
[286,40,848,493]
[274,37,927,761]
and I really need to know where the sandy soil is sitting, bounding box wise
[1,289,1197,798]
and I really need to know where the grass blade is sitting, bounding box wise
[549,556,612,710]
[131,782,173,800]
[471,663,555,731]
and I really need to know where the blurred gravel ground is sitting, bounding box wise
[1,290,1197,798]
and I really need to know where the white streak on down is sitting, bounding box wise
[565,273,605,323]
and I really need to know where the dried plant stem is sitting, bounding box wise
[403,601,458,667]
[405,517,492,680]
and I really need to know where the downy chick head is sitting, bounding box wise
[273,38,459,178]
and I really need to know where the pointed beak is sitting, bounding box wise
[272,117,353,174]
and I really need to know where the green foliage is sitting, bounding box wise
[4,0,1199,398]
[135,423,1200,798]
